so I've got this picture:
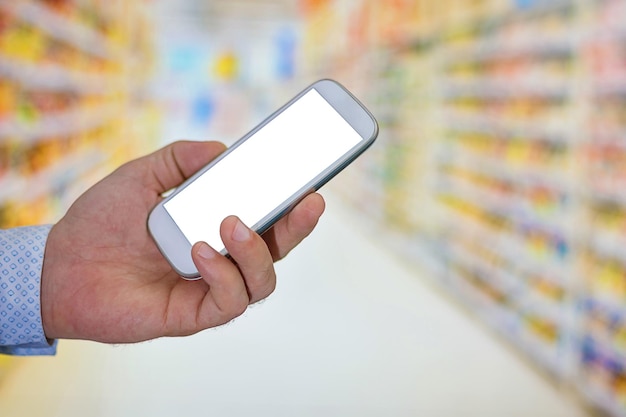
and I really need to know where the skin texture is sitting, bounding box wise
[40,140,325,344]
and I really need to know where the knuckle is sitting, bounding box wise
[215,302,246,326]
[227,289,250,318]
[208,286,250,326]
[250,267,276,303]
[230,296,249,318]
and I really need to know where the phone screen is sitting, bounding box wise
[163,88,363,250]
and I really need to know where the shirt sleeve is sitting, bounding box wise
[0,225,57,356]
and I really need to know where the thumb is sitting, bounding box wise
[135,140,226,194]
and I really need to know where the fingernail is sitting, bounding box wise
[196,242,216,260]
[232,218,251,242]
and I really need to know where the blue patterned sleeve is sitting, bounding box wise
[0,225,57,356]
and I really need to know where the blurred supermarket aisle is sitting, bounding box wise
[2,0,626,416]
[0,195,590,417]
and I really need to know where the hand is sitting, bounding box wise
[40,141,325,343]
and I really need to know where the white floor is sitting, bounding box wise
[0,195,591,417]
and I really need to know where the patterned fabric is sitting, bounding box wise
[0,225,57,356]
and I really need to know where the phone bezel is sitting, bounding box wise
[148,79,378,279]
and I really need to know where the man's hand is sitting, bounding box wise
[40,141,325,343]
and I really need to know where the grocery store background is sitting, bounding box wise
[1,0,625,416]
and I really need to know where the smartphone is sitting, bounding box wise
[148,79,379,279]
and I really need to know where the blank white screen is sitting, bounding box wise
[164,89,362,250]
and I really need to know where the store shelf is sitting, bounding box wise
[589,230,626,268]
[594,78,626,97]
[434,0,581,386]
[448,267,520,335]
[581,383,626,417]
[449,263,574,377]
[445,111,576,144]
[440,203,574,282]
[442,171,575,233]
[0,1,115,59]
[442,150,574,194]
[443,78,572,100]
[443,32,576,65]
[0,55,122,94]
[581,0,626,409]
[518,291,571,329]
[0,104,119,143]
[448,240,522,296]
[0,147,105,205]
[585,328,626,366]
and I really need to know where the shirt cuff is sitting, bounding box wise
[0,339,57,356]
[0,225,57,356]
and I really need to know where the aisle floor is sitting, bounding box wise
[0,195,591,417]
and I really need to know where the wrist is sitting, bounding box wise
[40,223,67,341]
